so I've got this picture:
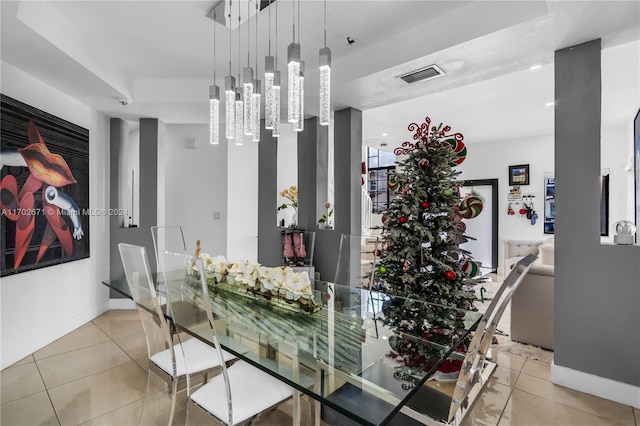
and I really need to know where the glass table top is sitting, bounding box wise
[104,275,482,425]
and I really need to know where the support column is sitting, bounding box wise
[257,121,281,267]
[554,39,640,399]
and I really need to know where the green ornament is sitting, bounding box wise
[444,188,454,196]
[378,266,388,274]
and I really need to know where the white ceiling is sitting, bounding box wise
[1,1,639,148]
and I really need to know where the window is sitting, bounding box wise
[367,148,397,213]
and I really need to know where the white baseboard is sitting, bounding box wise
[109,298,135,310]
[551,362,640,409]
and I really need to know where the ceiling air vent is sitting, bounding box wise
[398,65,445,84]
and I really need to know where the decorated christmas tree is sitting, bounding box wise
[377,117,485,371]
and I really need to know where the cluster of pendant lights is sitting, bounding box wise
[210,0,331,145]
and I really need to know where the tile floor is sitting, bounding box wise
[1,310,638,426]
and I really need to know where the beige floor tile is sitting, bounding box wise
[34,325,110,360]
[80,391,185,426]
[499,389,625,426]
[113,330,147,361]
[521,359,551,381]
[0,362,46,403]
[48,362,147,426]
[6,354,34,368]
[492,366,520,388]
[489,351,526,372]
[36,341,130,389]
[465,380,512,426]
[92,310,143,340]
[515,373,636,426]
[1,390,60,426]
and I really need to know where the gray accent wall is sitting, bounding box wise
[257,121,281,267]
[554,39,640,386]
[109,118,159,291]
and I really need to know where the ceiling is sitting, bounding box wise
[1,1,639,148]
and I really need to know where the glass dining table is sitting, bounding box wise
[103,275,482,426]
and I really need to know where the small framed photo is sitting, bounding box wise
[509,164,530,186]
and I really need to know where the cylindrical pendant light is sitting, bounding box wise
[235,90,243,145]
[272,70,281,137]
[252,79,261,141]
[287,0,300,124]
[294,60,304,132]
[264,1,275,130]
[210,85,220,144]
[319,0,331,126]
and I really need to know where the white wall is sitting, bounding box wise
[226,135,259,260]
[0,62,110,368]
[458,124,632,272]
[161,124,228,257]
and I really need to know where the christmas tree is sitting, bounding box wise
[377,117,484,371]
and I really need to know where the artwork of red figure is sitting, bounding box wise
[1,95,89,276]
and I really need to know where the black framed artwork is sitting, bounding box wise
[1,94,90,277]
[509,164,530,186]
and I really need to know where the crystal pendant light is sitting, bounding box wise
[224,2,235,140]
[225,76,236,140]
[264,1,275,130]
[235,89,243,145]
[242,0,253,136]
[209,85,220,144]
[209,8,220,144]
[272,70,281,137]
[287,0,300,123]
[252,79,261,141]
[294,61,304,132]
[319,0,331,126]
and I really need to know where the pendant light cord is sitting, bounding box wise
[324,0,327,48]
[275,0,278,68]
[292,0,295,43]
[247,0,250,67]
[228,0,232,76]
[268,0,271,56]
[298,0,300,45]
[213,10,216,81]
[255,1,259,73]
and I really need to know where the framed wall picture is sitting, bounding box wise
[509,164,530,186]
[1,94,90,277]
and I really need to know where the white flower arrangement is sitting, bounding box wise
[196,254,314,298]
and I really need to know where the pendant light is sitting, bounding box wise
[252,0,261,142]
[264,0,275,130]
[272,0,281,138]
[287,0,301,124]
[235,1,243,145]
[209,9,220,144]
[319,0,331,126]
[225,1,235,140]
[294,60,304,132]
[242,0,253,136]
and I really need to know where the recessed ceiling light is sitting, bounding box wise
[530,64,542,70]
[545,101,555,107]
[382,133,388,136]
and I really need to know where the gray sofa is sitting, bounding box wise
[510,264,554,350]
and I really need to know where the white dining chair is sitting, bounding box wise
[160,250,295,426]
[118,243,235,425]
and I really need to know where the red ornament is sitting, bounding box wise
[445,270,457,280]
[418,158,429,170]
[382,214,387,224]
[399,215,408,224]
[519,208,526,215]
[374,249,382,256]
[386,245,393,251]
[421,201,430,209]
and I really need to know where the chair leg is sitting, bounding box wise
[168,379,178,425]
[292,390,301,426]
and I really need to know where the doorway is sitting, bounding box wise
[460,179,498,273]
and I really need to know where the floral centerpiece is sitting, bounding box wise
[194,252,321,314]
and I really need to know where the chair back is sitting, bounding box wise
[334,234,382,288]
[448,253,536,423]
[281,229,316,275]
[118,243,175,369]
[160,251,234,425]
[151,225,187,269]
